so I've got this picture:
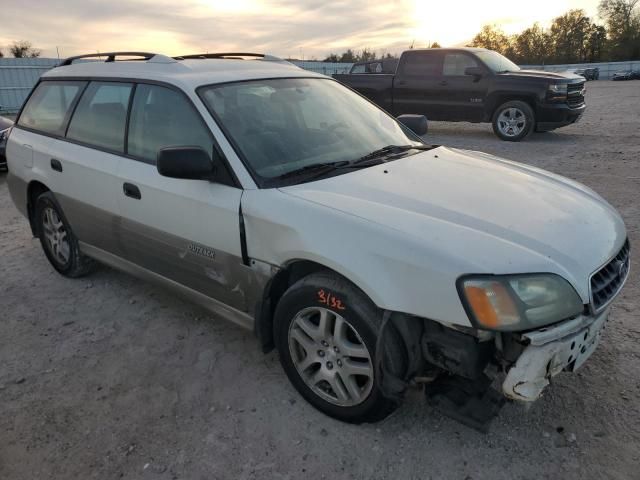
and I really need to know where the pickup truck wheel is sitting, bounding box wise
[35,192,95,278]
[274,272,403,423]
[492,101,534,141]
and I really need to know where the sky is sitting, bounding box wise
[0,0,602,60]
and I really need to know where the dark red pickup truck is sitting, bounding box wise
[334,48,586,141]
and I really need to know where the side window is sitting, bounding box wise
[127,84,213,164]
[18,81,85,136]
[400,52,441,76]
[67,82,133,152]
[443,54,478,76]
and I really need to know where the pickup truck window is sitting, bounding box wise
[443,54,478,76]
[200,78,422,184]
[400,52,440,76]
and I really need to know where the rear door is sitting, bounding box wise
[392,50,444,119]
[438,52,490,121]
[115,83,247,312]
[45,81,133,256]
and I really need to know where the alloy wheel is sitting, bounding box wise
[497,107,526,137]
[288,307,374,407]
[42,207,70,265]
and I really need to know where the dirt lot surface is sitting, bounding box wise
[1,81,639,480]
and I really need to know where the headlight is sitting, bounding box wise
[458,274,583,331]
[0,128,9,142]
[548,83,568,95]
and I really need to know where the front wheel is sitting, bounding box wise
[274,272,404,423]
[492,100,535,142]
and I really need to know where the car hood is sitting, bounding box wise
[498,69,584,82]
[280,147,627,300]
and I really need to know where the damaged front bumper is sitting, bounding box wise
[502,308,610,401]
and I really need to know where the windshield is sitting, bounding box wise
[199,78,423,185]
[475,51,520,73]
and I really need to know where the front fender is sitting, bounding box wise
[241,189,474,328]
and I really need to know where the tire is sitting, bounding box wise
[492,100,535,142]
[274,272,405,423]
[34,191,95,277]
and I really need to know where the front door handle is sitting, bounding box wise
[439,80,448,86]
[51,158,63,172]
[123,182,141,200]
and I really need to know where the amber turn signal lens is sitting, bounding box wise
[464,282,520,329]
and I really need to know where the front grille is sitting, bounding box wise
[590,239,631,311]
[567,82,585,107]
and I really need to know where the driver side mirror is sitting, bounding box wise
[464,66,484,79]
[397,114,428,136]
[157,146,217,181]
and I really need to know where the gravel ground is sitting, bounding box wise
[1,80,639,480]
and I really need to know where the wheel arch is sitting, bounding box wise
[486,93,538,121]
[27,180,51,236]
[255,258,376,353]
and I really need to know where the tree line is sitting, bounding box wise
[0,41,41,58]
[470,1,639,64]
[324,0,639,64]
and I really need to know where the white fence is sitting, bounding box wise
[521,60,640,80]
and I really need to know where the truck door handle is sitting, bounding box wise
[50,159,63,172]
[439,80,448,86]
[123,182,141,200]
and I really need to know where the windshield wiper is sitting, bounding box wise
[275,144,432,183]
[276,160,352,180]
[354,144,432,164]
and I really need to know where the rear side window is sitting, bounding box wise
[400,52,441,76]
[127,84,213,163]
[18,81,85,136]
[443,54,478,76]
[67,82,133,153]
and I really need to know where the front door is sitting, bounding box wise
[438,53,490,122]
[115,83,247,312]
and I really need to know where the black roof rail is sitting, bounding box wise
[173,53,288,62]
[174,53,264,60]
[59,52,161,66]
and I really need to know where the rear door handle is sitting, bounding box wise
[123,182,141,200]
[51,158,63,172]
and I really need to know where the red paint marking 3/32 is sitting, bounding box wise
[317,289,346,310]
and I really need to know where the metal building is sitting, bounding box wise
[0,58,58,114]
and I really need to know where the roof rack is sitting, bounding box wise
[59,52,174,66]
[173,52,288,63]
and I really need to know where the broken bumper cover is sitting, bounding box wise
[502,308,609,401]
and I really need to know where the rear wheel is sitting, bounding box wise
[492,100,534,141]
[274,272,404,423]
[34,192,95,277]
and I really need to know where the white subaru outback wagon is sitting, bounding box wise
[6,52,630,429]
